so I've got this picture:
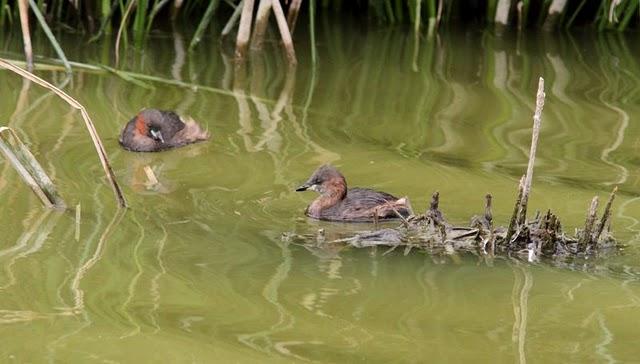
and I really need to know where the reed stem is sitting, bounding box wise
[235,0,255,61]
[28,0,71,73]
[271,0,297,65]
[188,0,220,50]
[518,77,545,226]
[0,58,128,208]
[17,0,32,71]
[250,0,272,50]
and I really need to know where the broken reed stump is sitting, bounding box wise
[283,76,622,261]
[233,0,298,65]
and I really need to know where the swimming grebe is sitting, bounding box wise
[119,109,209,152]
[295,165,413,222]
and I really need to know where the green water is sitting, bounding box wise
[1,24,640,362]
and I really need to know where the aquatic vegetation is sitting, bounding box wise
[4,1,640,72]
[0,58,127,208]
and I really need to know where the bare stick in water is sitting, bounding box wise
[250,0,272,50]
[17,0,33,71]
[0,59,128,208]
[235,0,255,61]
[594,186,618,242]
[518,77,546,226]
[580,196,599,246]
[271,0,297,65]
[287,0,303,33]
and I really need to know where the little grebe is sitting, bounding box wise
[296,165,413,222]
[119,109,209,152]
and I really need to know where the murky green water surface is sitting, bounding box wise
[1,24,640,362]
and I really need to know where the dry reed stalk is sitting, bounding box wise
[0,127,66,208]
[17,0,32,71]
[543,0,568,30]
[235,0,255,60]
[271,0,297,65]
[436,0,444,26]
[287,0,302,33]
[0,58,128,208]
[495,0,511,28]
[518,77,545,226]
[250,0,272,50]
[594,186,617,242]
[579,196,599,246]
[516,1,524,30]
[171,0,184,20]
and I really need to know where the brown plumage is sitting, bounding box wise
[296,165,413,222]
[119,109,209,152]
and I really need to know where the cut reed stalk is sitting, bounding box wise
[250,0,272,50]
[494,0,511,28]
[0,58,128,208]
[579,196,599,246]
[17,0,33,71]
[271,0,297,65]
[27,0,71,73]
[287,0,302,33]
[543,0,568,30]
[594,186,617,242]
[414,0,422,36]
[0,126,66,209]
[518,77,545,226]
[171,0,184,21]
[235,0,255,60]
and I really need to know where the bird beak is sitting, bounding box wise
[150,129,164,143]
[295,183,310,192]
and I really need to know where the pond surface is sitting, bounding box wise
[1,22,640,362]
